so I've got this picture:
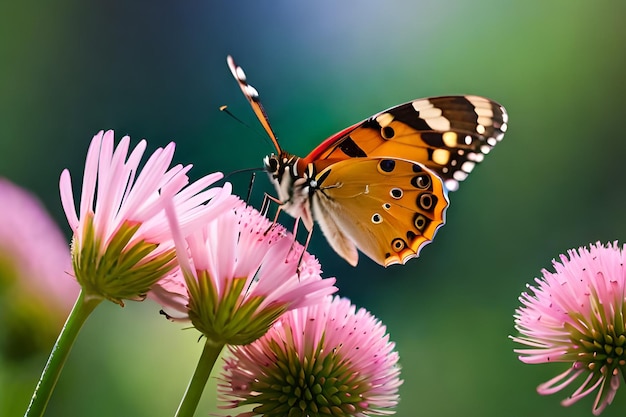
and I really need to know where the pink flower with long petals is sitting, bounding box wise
[59,130,235,305]
[512,241,626,415]
[150,199,338,345]
[218,295,402,417]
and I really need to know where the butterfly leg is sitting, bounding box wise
[261,192,284,236]
[245,172,256,204]
[259,193,312,274]
[288,216,302,257]
[260,192,277,217]
[282,216,313,276]
[295,226,314,276]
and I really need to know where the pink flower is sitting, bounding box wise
[0,179,79,359]
[59,130,235,305]
[150,199,338,345]
[0,178,78,307]
[218,295,402,417]
[512,241,626,415]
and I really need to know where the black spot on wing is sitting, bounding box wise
[420,132,446,147]
[338,136,367,157]
[379,159,396,173]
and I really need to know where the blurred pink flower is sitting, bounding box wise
[0,178,78,359]
[512,241,626,415]
[0,178,77,305]
[218,295,402,417]
[150,199,338,345]
[59,130,235,305]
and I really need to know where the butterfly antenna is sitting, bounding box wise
[220,105,278,151]
[221,167,265,203]
[222,166,265,182]
[220,105,260,134]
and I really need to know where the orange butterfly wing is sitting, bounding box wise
[310,157,449,266]
[303,96,508,192]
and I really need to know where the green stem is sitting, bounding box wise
[24,289,102,417]
[175,339,225,417]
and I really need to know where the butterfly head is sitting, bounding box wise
[263,152,301,192]
[263,152,317,231]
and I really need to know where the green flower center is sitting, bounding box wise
[246,341,369,417]
[573,324,626,374]
[187,274,288,345]
[566,293,626,377]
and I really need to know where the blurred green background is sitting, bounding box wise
[2,0,626,416]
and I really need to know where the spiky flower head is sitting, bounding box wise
[512,241,626,415]
[218,295,402,417]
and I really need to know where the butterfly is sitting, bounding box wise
[227,55,508,267]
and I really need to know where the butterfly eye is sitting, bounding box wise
[265,156,279,173]
[411,174,431,190]
[378,159,396,173]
